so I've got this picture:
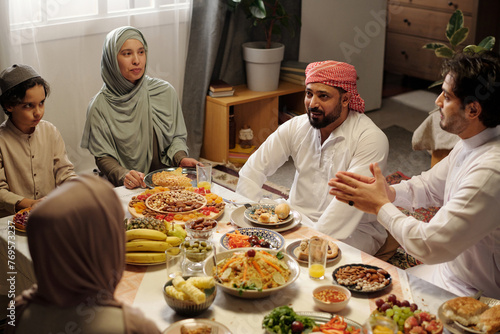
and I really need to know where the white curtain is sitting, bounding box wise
[0,1,193,174]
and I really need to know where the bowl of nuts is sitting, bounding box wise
[185,218,217,240]
[312,285,351,312]
[332,264,392,293]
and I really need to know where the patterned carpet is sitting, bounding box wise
[212,163,439,270]
[385,171,440,269]
[212,163,290,199]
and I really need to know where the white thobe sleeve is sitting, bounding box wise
[315,126,389,239]
[236,124,291,201]
[378,158,500,264]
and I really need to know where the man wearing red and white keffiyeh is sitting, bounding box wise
[237,60,390,256]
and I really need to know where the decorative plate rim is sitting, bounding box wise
[230,206,302,233]
[244,204,294,226]
[220,227,285,251]
[286,239,341,265]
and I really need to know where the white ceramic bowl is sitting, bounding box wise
[203,247,300,299]
[312,285,351,312]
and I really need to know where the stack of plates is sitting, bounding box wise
[230,204,302,233]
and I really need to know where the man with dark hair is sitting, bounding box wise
[236,60,389,255]
[329,51,500,298]
[0,64,76,217]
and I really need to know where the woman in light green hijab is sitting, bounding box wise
[81,26,198,188]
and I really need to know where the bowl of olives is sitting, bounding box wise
[220,227,285,251]
[181,239,214,275]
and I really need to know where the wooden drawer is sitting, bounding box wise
[389,0,474,14]
[387,4,473,42]
[384,32,443,81]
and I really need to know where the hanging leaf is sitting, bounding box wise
[428,79,444,89]
[423,42,447,50]
[435,46,455,58]
[449,27,469,47]
[477,36,496,51]
[446,10,464,41]
[463,45,485,55]
[249,0,266,19]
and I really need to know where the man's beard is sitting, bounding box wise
[307,99,342,129]
[439,107,468,135]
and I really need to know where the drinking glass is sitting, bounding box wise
[196,162,212,190]
[362,315,398,334]
[166,250,182,279]
[181,239,214,276]
[308,237,328,279]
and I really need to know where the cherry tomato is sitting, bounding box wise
[291,321,304,333]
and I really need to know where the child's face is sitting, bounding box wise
[7,84,46,134]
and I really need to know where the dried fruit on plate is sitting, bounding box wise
[125,217,167,233]
[13,207,31,231]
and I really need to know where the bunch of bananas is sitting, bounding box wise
[125,229,184,264]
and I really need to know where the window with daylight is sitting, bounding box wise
[8,0,190,42]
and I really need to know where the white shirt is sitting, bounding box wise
[378,126,500,298]
[237,112,389,254]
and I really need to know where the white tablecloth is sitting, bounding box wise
[0,183,457,333]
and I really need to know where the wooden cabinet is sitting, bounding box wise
[384,0,500,81]
[201,81,305,163]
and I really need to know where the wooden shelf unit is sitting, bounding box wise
[201,81,305,163]
[384,0,500,82]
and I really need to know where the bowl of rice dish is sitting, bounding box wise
[203,247,299,299]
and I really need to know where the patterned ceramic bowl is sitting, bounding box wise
[220,227,285,251]
[163,276,216,316]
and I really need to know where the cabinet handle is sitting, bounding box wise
[448,2,458,9]
[403,18,411,26]
[401,51,408,59]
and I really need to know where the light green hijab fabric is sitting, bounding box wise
[81,26,188,173]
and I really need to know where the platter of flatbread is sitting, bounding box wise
[438,297,500,334]
[285,237,341,265]
[144,167,196,188]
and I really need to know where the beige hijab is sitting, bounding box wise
[6,175,160,333]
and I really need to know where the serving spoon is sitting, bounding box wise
[212,247,221,283]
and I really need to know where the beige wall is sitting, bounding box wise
[299,0,387,111]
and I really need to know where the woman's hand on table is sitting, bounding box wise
[124,170,146,189]
[328,163,395,215]
[180,157,199,167]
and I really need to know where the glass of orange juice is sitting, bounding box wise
[196,162,212,190]
[308,237,328,280]
[363,315,398,334]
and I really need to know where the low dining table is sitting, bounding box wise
[0,183,458,333]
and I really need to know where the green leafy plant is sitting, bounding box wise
[228,0,300,49]
[423,9,495,87]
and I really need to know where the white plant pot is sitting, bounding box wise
[242,42,285,91]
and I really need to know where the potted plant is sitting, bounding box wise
[228,0,300,91]
[423,9,495,87]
